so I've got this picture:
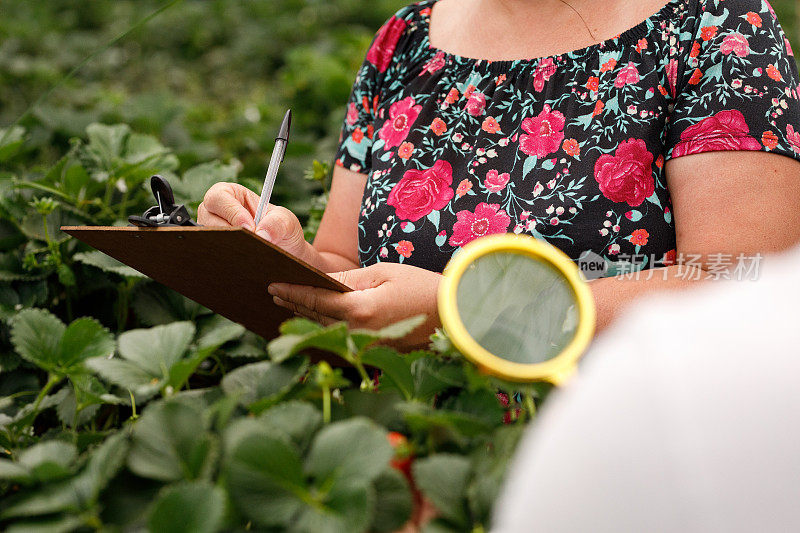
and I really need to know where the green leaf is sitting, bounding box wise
[10,309,65,372]
[268,322,350,363]
[128,401,217,483]
[294,480,373,533]
[412,455,471,525]
[225,432,308,528]
[355,315,427,341]
[221,358,308,412]
[411,358,467,401]
[306,417,393,486]
[259,401,322,453]
[224,330,267,359]
[85,357,156,394]
[4,515,85,533]
[147,482,225,533]
[370,468,413,532]
[58,318,115,371]
[195,314,245,350]
[350,315,427,353]
[118,321,195,376]
[0,126,26,162]
[11,310,113,375]
[1,433,129,519]
[398,403,494,439]
[361,346,414,400]
[74,251,146,279]
[85,123,130,166]
[0,459,31,482]
[131,283,207,326]
[17,441,78,483]
[280,317,324,336]
[172,161,239,207]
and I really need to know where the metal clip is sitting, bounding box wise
[128,175,199,227]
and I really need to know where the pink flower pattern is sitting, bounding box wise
[519,105,565,158]
[450,203,511,247]
[379,97,422,149]
[720,33,751,57]
[334,0,800,272]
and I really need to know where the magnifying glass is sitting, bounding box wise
[438,234,596,385]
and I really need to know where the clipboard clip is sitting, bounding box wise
[129,175,199,228]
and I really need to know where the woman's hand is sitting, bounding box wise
[197,182,317,266]
[268,262,443,350]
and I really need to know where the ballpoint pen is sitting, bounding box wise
[253,109,292,227]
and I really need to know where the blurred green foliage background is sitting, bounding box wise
[0,0,797,221]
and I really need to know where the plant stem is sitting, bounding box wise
[128,390,138,421]
[30,374,61,423]
[322,385,331,424]
[524,393,536,420]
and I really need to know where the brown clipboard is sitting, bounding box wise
[61,226,350,340]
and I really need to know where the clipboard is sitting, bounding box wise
[61,226,350,340]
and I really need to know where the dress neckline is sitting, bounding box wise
[420,0,690,69]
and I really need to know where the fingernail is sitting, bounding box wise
[257,229,272,242]
[267,284,276,295]
[243,222,254,232]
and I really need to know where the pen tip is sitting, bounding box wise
[277,109,292,141]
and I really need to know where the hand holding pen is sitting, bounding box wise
[254,109,292,226]
[197,109,307,248]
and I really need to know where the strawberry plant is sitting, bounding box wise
[0,117,549,533]
[15,0,797,530]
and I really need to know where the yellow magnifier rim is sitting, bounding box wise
[438,234,596,384]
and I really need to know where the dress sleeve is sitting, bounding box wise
[334,7,416,174]
[665,0,800,162]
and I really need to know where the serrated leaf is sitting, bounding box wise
[131,283,206,326]
[10,310,113,376]
[18,441,78,483]
[127,401,217,483]
[371,468,413,532]
[1,433,128,519]
[306,417,393,486]
[350,315,427,352]
[268,322,349,363]
[294,480,373,533]
[259,401,322,453]
[172,161,239,208]
[225,432,308,528]
[195,314,245,350]
[55,386,101,429]
[4,514,85,533]
[279,317,324,336]
[74,251,146,278]
[58,318,115,370]
[85,357,155,393]
[0,126,26,162]
[11,309,64,371]
[412,455,471,525]
[85,123,130,166]
[361,346,414,400]
[224,330,267,359]
[221,358,308,412]
[117,321,195,376]
[397,403,494,438]
[147,482,225,533]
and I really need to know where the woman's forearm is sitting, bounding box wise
[317,250,360,273]
[589,265,708,333]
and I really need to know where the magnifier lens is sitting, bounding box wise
[455,252,580,365]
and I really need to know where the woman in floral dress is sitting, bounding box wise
[199,0,800,348]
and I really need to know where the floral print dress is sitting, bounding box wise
[335,0,800,275]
